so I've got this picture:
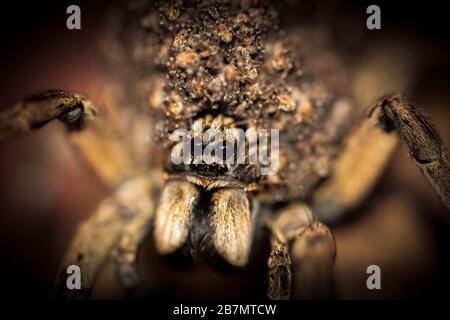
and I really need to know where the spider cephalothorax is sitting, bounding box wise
[138,0,355,269]
[0,0,448,300]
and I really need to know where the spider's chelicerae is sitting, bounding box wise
[0,1,448,300]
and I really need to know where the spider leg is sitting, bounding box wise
[0,89,134,186]
[268,242,292,300]
[111,171,163,293]
[313,104,398,221]
[374,94,450,210]
[290,221,336,299]
[266,221,291,300]
[265,204,336,300]
[112,211,154,293]
[0,89,86,138]
[314,94,450,221]
[50,172,161,299]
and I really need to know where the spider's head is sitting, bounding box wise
[166,114,266,186]
[153,114,278,267]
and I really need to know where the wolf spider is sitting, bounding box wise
[0,1,448,300]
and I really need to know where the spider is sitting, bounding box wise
[0,1,448,300]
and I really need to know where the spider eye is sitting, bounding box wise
[59,107,83,124]
[190,163,228,177]
[189,139,237,177]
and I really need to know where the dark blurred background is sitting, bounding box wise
[0,1,449,299]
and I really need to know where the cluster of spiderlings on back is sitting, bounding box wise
[107,0,355,203]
